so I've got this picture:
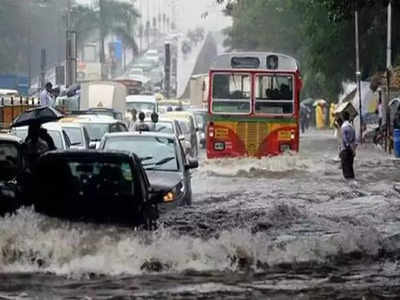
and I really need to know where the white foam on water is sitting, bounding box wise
[197,153,329,178]
[0,207,390,278]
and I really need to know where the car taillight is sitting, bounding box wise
[208,123,214,138]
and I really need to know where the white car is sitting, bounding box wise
[58,122,91,149]
[145,49,159,58]
[144,50,160,64]
[62,114,128,148]
[11,122,72,150]
[128,68,144,77]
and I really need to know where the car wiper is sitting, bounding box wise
[154,156,175,166]
[144,156,175,169]
[140,156,153,162]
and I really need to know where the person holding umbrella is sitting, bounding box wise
[12,106,63,169]
[23,122,51,170]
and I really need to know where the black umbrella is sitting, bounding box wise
[11,106,64,127]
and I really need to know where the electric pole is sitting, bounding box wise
[99,0,106,79]
[355,4,362,143]
[385,0,392,152]
[65,0,77,87]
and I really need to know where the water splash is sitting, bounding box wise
[0,207,393,278]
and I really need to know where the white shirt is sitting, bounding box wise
[378,103,383,119]
[40,89,53,106]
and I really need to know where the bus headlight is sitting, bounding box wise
[214,141,225,151]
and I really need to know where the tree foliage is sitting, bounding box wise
[217,0,400,100]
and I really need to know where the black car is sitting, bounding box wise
[0,134,24,215]
[100,132,198,206]
[28,150,172,228]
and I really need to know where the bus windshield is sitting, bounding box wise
[212,73,251,114]
[255,74,293,114]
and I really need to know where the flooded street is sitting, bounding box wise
[1,130,400,299]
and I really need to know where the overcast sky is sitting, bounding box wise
[75,0,231,32]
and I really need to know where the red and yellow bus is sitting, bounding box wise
[206,52,302,158]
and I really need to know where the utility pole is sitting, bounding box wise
[65,0,77,87]
[65,0,71,87]
[99,0,106,79]
[355,4,362,143]
[385,0,392,152]
[66,0,77,87]
[164,42,171,99]
[40,49,46,90]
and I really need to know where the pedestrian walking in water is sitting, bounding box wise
[339,112,357,179]
[300,104,310,134]
[315,102,326,129]
[128,108,137,131]
[134,112,150,131]
[329,103,337,128]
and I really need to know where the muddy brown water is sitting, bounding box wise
[0,130,399,299]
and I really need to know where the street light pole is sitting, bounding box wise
[355,5,363,143]
[66,0,71,87]
[386,0,392,152]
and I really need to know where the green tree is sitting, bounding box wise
[71,0,140,65]
[217,0,400,100]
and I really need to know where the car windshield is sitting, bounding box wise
[143,121,174,134]
[126,102,156,112]
[63,127,83,146]
[37,157,134,202]
[13,129,63,149]
[104,136,179,171]
[80,123,110,141]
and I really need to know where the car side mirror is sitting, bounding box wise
[88,141,97,149]
[185,159,199,170]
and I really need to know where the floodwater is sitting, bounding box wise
[1,130,400,299]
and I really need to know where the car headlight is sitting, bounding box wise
[163,181,184,203]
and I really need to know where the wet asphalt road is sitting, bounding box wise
[0,129,399,299]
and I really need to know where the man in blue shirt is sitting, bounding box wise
[340,112,357,179]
